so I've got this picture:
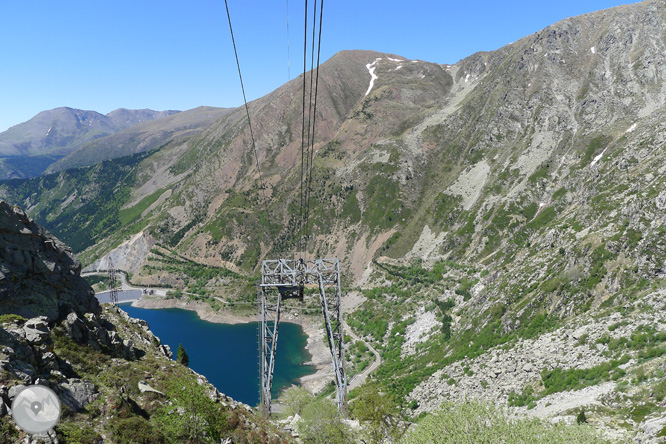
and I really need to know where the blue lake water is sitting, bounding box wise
[120,304,315,406]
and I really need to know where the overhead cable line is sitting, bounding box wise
[224,0,272,232]
[303,0,324,258]
[305,0,318,177]
[286,0,291,80]
[298,0,309,260]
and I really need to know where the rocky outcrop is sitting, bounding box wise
[406,291,666,442]
[0,306,173,416]
[0,206,287,442]
[63,310,140,360]
[0,200,99,321]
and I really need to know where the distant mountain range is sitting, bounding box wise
[0,106,232,179]
[45,106,233,173]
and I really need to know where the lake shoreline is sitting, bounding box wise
[130,296,333,394]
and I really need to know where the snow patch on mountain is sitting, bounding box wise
[591,146,610,167]
[365,58,382,96]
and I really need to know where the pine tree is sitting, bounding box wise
[576,409,588,424]
[176,343,189,367]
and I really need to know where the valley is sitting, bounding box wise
[2,0,666,442]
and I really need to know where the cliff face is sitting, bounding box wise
[0,199,99,321]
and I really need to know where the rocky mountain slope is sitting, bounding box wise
[0,200,291,443]
[0,200,98,321]
[1,0,666,440]
[0,107,179,179]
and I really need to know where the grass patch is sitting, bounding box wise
[541,355,629,395]
[118,187,168,225]
[363,176,409,233]
[0,314,27,325]
[528,163,550,183]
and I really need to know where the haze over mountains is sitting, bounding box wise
[2,0,666,440]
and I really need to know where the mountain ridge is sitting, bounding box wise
[45,106,234,173]
[0,107,180,179]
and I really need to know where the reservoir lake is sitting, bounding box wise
[121,304,315,406]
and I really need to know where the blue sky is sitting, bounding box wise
[0,0,638,133]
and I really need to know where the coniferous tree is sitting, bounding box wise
[176,343,189,367]
[577,409,588,424]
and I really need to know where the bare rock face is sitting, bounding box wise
[0,200,99,321]
[83,230,156,275]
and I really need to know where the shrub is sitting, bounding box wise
[110,416,167,444]
[0,314,27,325]
[540,355,629,395]
[508,387,536,408]
[176,343,189,367]
[401,401,609,444]
[351,382,406,444]
[576,334,589,346]
[0,417,18,443]
[153,376,230,444]
[56,423,103,444]
[281,386,313,417]
[300,397,354,444]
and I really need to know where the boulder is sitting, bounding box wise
[59,379,98,411]
[0,385,9,416]
[23,316,50,344]
[656,191,666,211]
[138,381,165,395]
[122,339,136,360]
[64,312,86,343]
[39,352,59,372]
[638,415,666,442]
[160,344,173,359]
[8,384,26,401]
[10,360,36,384]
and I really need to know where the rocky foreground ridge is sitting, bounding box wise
[0,202,291,443]
[0,200,98,321]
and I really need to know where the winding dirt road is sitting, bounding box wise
[344,321,382,390]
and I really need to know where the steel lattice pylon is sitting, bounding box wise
[108,259,119,306]
[259,258,347,417]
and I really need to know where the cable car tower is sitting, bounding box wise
[222,0,339,418]
[260,258,347,417]
[108,258,119,306]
